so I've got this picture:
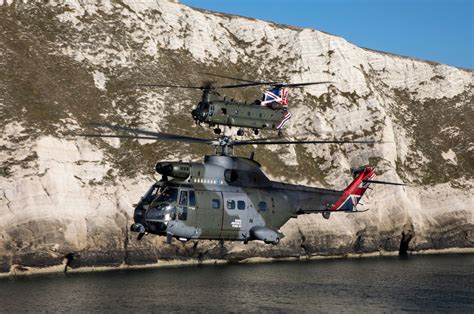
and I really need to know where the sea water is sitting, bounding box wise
[0,254,472,312]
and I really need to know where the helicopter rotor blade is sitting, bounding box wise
[75,133,161,140]
[363,179,407,186]
[219,81,333,89]
[137,81,271,90]
[275,81,334,88]
[87,123,216,145]
[77,125,381,150]
[199,72,262,84]
[200,73,333,88]
[137,81,333,90]
[136,84,208,90]
[231,139,380,146]
[219,82,278,89]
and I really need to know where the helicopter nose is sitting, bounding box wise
[191,109,206,122]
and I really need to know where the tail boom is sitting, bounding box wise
[329,166,375,211]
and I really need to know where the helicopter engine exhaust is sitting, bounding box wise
[155,162,190,179]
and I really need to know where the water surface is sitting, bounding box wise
[0,254,473,312]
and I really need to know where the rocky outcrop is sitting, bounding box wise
[0,0,472,274]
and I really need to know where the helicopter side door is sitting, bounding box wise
[195,190,223,238]
[221,193,249,236]
[176,188,196,226]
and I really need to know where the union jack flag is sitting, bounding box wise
[276,110,292,130]
[329,169,376,211]
[261,87,289,106]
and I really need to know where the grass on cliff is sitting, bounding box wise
[0,3,341,185]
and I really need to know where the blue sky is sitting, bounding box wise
[181,0,473,69]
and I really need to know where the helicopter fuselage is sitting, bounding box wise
[81,119,399,246]
[191,91,291,134]
[131,155,370,244]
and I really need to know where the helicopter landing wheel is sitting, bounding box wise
[278,130,283,138]
[272,238,280,245]
[237,128,244,136]
[253,129,260,135]
[322,212,331,220]
[213,127,222,135]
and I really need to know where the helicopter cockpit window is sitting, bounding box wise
[179,190,188,206]
[189,191,196,207]
[258,201,267,211]
[177,191,189,221]
[227,200,235,210]
[154,187,178,204]
[237,200,246,210]
[198,102,209,110]
[143,184,160,203]
[212,199,220,209]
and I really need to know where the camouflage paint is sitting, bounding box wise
[133,155,370,244]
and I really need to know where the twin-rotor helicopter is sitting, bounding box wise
[139,73,332,136]
[76,72,406,246]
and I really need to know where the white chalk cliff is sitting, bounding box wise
[0,0,472,272]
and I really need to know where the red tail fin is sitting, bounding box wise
[329,166,375,211]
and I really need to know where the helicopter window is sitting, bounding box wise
[179,191,188,206]
[259,113,262,118]
[237,200,246,210]
[227,200,235,210]
[222,108,227,115]
[258,201,267,211]
[154,187,178,203]
[189,191,196,207]
[143,185,160,202]
[200,103,209,110]
[212,199,220,209]
[178,207,187,221]
[247,111,251,116]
